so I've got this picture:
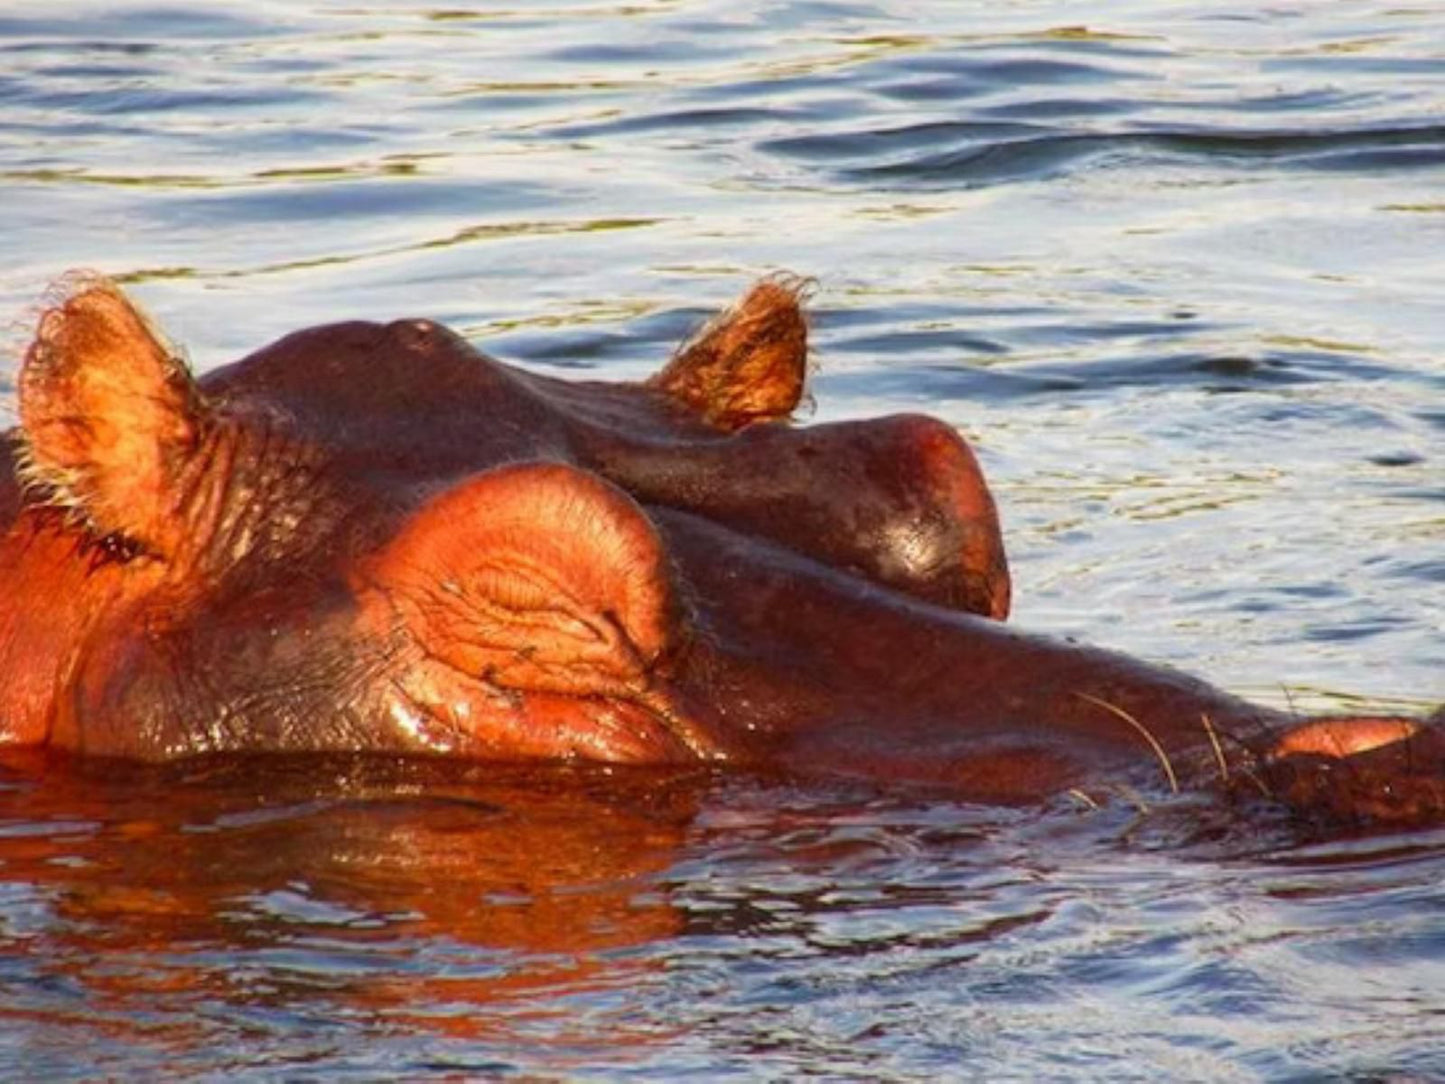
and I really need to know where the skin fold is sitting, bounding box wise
[0,274,1440,828]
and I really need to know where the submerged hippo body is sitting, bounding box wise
[1,276,1440,825]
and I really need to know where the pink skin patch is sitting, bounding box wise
[1273,717,1420,759]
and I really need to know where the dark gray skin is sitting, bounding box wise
[1,275,1440,828]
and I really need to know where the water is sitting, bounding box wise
[1,1,1443,1078]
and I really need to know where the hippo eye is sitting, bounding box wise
[25,504,149,570]
[97,530,146,564]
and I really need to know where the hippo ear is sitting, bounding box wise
[358,463,683,704]
[648,276,809,431]
[17,275,205,555]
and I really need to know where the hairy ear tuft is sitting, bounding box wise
[649,275,811,431]
[17,274,206,554]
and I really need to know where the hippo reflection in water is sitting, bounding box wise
[1,275,1441,828]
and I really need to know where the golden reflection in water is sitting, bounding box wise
[0,752,703,1050]
[115,217,663,286]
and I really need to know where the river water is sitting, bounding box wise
[1,2,1442,1079]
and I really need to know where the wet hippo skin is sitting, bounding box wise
[1,275,1440,827]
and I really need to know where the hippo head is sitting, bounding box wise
[1,276,1009,763]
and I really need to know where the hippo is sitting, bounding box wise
[1,275,1441,827]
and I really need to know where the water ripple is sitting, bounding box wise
[824,123,1445,187]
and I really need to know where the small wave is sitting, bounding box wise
[762,119,1041,160]
[765,122,1445,188]
[834,327,1010,357]
[548,105,815,140]
[820,347,1390,405]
